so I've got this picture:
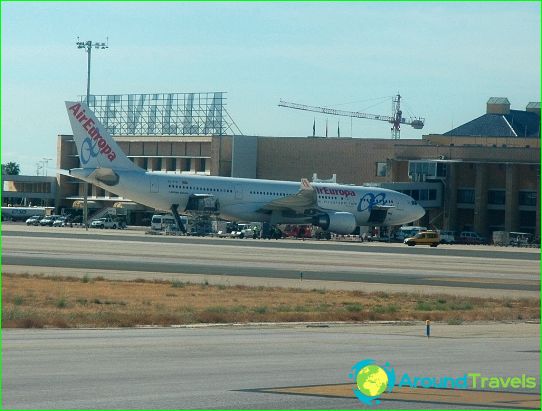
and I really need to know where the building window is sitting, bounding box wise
[154,158,162,171]
[488,190,505,205]
[428,189,437,201]
[488,210,505,232]
[198,159,206,172]
[376,162,387,177]
[182,158,191,172]
[166,158,176,171]
[519,211,536,232]
[409,161,437,178]
[436,163,447,177]
[519,191,537,206]
[457,188,475,204]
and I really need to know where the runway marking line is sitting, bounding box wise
[248,383,540,409]
[426,277,539,286]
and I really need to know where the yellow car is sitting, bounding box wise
[404,230,440,247]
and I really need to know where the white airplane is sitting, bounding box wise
[65,101,425,234]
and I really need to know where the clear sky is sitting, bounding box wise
[2,1,540,175]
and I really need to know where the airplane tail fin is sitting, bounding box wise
[65,101,142,171]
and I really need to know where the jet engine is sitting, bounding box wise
[313,212,357,235]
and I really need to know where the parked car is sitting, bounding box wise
[26,215,42,226]
[458,231,486,245]
[90,218,104,228]
[439,230,457,244]
[404,230,440,247]
[393,226,427,242]
[39,215,61,226]
[52,216,67,227]
[90,216,121,229]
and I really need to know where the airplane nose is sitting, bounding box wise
[416,204,426,220]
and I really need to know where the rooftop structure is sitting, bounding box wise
[444,98,540,138]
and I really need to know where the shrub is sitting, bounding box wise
[171,280,185,288]
[345,303,363,312]
[416,301,434,311]
[253,306,268,314]
[449,302,473,311]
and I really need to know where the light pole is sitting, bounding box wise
[42,158,52,177]
[76,38,108,230]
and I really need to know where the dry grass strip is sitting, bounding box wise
[2,273,539,328]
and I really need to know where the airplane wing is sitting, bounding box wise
[189,193,214,199]
[259,178,320,213]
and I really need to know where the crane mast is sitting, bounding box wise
[279,93,424,139]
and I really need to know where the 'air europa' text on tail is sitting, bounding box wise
[68,103,117,161]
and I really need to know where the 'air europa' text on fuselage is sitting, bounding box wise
[315,187,356,197]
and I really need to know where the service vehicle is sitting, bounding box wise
[404,230,440,247]
[508,232,533,247]
[393,226,427,242]
[458,231,486,245]
[230,223,255,239]
[439,230,457,244]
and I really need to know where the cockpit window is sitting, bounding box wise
[411,200,418,205]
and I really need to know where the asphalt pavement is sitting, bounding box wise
[2,323,539,409]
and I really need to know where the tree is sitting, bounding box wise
[2,162,21,175]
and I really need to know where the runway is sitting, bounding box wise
[2,323,540,409]
[2,225,540,409]
[2,225,540,298]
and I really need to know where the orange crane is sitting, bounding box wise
[278,93,424,139]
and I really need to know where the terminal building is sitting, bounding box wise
[49,94,540,237]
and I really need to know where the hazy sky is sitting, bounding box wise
[2,1,540,174]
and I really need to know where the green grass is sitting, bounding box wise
[372,304,398,314]
[344,303,364,312]
[171,280,185,288]
[253,306,268,314]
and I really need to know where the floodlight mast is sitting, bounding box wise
[76,37,109,230]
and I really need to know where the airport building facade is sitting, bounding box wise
[53,95,539,237]
[2,174,58,208]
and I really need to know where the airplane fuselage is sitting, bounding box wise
[81,170,424,227]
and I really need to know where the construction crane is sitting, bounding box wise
[279,94,424,139]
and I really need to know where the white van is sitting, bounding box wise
[151,214,179,231]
